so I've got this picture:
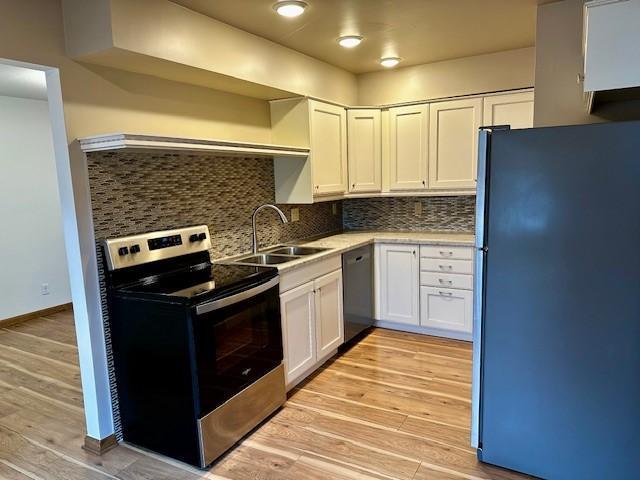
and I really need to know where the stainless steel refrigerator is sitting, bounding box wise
[472,121,640,479]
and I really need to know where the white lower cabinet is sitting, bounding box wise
[280,282,316,384]
[420,286,473,333]
[376,244,419,325]
[279,256,344,389]
[375,243,474,340]
[314,269,344,362]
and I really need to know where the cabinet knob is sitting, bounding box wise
[422,180,426,186]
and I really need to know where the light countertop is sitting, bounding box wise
[217,230,474,273]
[277,230,475,273]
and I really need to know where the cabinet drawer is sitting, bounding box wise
[420,245,473,260]
[420,286,473,334]
[420,272,473,290]
[420,258,473,275]
[280,255,342,293]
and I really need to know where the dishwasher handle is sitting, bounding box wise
[345,251,370,266]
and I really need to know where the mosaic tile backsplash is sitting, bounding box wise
[343,196,476,232]
[87,151,343,258]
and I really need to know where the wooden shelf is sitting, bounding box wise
[77,133,309,159]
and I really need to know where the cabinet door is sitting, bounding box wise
[420,286,473,334]
[314,269,344,362]
[378,244,419,325]
[347,109,382,193]
[309,100,348,196]
[280,281,316,386]
[483,91,534,130]
[388,104,429,191]
[428,98,482,190]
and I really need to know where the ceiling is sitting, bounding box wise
[171,0,540,74]
[0,64,47,100]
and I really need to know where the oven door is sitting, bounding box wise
[191,277,283,416]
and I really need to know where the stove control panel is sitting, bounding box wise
[148,234,183,251]
[102,225,211,271]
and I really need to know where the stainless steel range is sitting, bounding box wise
[102,225,285,468]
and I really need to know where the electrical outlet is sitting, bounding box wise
[414,201,422,216]
[41,283,50,295]
[290,208,300,222]
[332,203,338,215]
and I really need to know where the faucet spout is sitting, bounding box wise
[251,204,289,254]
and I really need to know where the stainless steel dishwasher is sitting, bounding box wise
[342,245,374,343]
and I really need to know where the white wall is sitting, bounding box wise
[0,94,71,320]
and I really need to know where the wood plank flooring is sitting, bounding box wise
[0,311,531,479]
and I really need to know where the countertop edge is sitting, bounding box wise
[275,232,475,273]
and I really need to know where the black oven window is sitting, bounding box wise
[193,286,282,415]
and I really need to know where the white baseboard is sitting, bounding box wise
[373,320,472,342]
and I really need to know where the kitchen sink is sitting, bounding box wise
[266,246,330,256]
[231,245,331,267]
[233,254,298,265]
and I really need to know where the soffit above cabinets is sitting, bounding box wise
[171,0,539,74]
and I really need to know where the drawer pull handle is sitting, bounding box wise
[439,251,453,256]
[438,265,453,270]
[438,291,453,296]
[438,279,453,285]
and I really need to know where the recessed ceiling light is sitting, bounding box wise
[380,57,401,68]
[273,1,307,17]
[338,35,363,48]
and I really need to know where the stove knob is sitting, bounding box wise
[130,244,141,254]
[118,246,129,256]
[189,234,199,243]
[198,232,207,241]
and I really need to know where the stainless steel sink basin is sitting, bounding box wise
[230,244,332,267]
[234,254,298,265]
[267,246,330,256]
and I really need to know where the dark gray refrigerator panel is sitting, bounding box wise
[478,122,640,479]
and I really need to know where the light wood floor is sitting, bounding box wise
[0,311,531,479]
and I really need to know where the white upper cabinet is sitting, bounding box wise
[388,104,429,191]
[428,98,482,190]
[347,109,382,193]
[377,244,420,325]
[583,0,640,94]
[309,100,348,196]
[270,98,347,203]
[483,91,534,130]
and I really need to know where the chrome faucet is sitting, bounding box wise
[252,204,289,254]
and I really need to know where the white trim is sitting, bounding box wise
[373,320,472,342]
[0,57,114,441]
[78,133,309,158]
[584,0,630,7]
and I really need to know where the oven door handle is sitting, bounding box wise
[195,277,279,315]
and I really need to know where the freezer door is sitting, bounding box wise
[479,122,640,479]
